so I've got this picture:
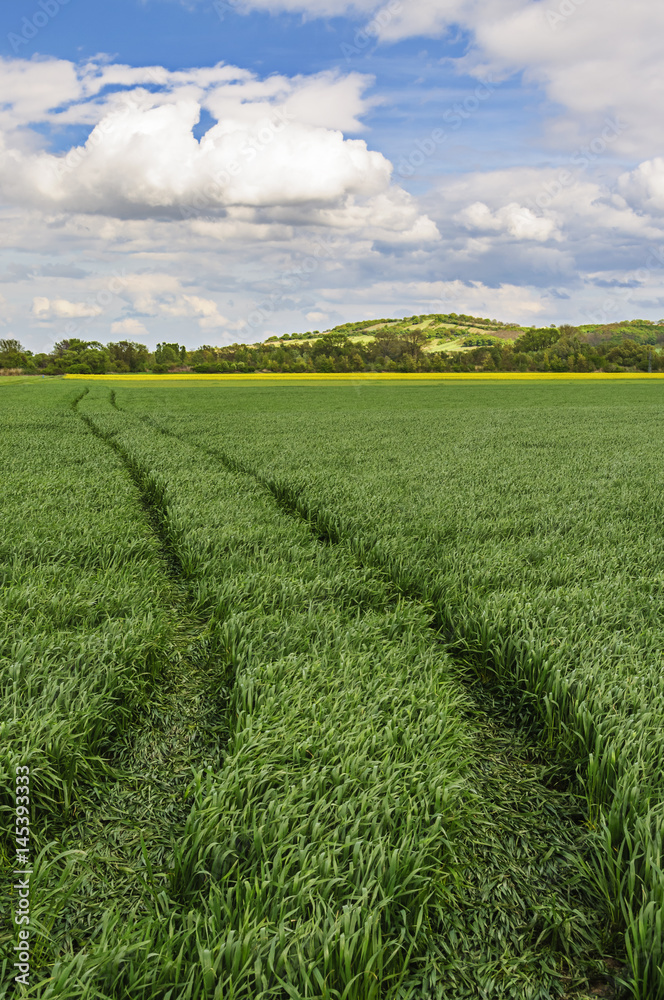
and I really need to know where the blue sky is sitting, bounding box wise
[0,0,662,350]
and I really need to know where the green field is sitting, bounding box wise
[3,377,664,999]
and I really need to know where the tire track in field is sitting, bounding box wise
[62,392,231,947]
[127,405,621,999]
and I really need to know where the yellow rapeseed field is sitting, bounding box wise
[63,371,664,381]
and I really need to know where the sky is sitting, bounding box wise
[1,0,663,352]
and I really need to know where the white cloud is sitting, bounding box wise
[433,165,664,250]
[215,0,663,158]
[17,106,390,213]
[0,58,435,243]
[319,277,550,324]
[119,273,180,316]
[203,69,374,133]
[32,296,103,319]
[110,317,150,338]
[116,273,228,329]
[618,159,664,216]
[162,294,229,329]
[456,201,558,241]
[0,57,81,134]
[460,0,664,158]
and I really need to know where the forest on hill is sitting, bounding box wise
[3,313,664,375]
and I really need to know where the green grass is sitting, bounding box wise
[0,384,178,982]
[0,376,49,386]
[64,389,606,997]
[6,378,662,997]
[115,376,664,997]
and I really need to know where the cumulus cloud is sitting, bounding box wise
[213,0,663,157]
[397,159,664,328]
[456,201,558,241]
[119,274,182,316]
[618,159,664,216]
[32,297,103,319]
[110,317,150,338]
[202,68,374,133]
[161,294,229,329]
[116,273,229,330]
[460,0,663,158]
[433,165,664,250]
[0,57,81,135]
[319,277,551,324]
[0,58,435,243]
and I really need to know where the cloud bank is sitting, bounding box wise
[1,0,664,350]
[0,59,436,243]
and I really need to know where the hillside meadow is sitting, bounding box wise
[3,313,664,376]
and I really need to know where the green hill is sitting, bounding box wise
[3,316,664,375]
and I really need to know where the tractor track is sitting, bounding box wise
[59,391,231,948]
[121,401,625,999]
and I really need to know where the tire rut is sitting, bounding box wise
[127,407,624,998]
[59,392,231,952]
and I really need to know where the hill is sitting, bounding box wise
[3,315,664,375]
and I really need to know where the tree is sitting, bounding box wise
[513,327,561,353]
[369,329,406,364]
[606,339,650,370]
[108,340,149,372]
[154,343,181,370]
[311,333,349,356]
[0,338,24,355]
[45,339,109,374]
[0,338,32,370]
[316,355,335,373]
[400,328,428,360]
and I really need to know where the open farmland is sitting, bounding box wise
[3,377,664,999]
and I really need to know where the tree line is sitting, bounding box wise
[2,319,663,376]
